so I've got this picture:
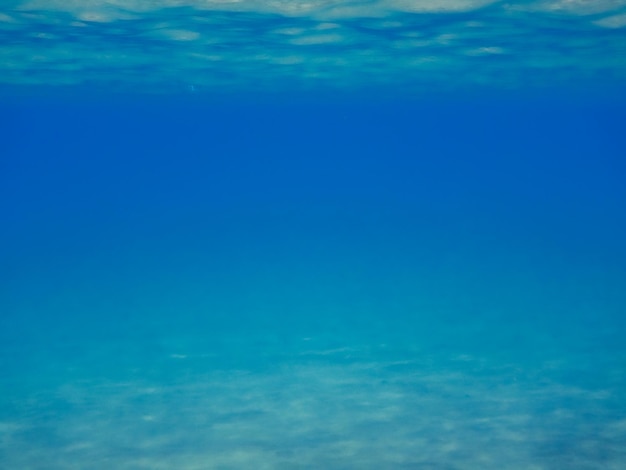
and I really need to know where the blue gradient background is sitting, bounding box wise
[1,90,626,467]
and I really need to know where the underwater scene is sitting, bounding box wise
[1,1,626,468]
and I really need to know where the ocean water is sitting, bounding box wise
[1,1,626,469]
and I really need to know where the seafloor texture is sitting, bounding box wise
[1,318,626,469]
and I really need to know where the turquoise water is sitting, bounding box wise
[2,2,626,469]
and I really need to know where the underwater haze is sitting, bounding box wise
[1,1,626,469]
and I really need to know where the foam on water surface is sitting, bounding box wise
[1,0,626,94]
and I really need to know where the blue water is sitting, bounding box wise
[2,2,626,469]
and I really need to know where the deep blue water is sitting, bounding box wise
[2,1,626,468]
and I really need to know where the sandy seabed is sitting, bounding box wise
[1,334,625,470]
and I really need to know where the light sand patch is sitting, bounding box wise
[1,352,625,468]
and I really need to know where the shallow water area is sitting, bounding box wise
[2,0,626,468]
